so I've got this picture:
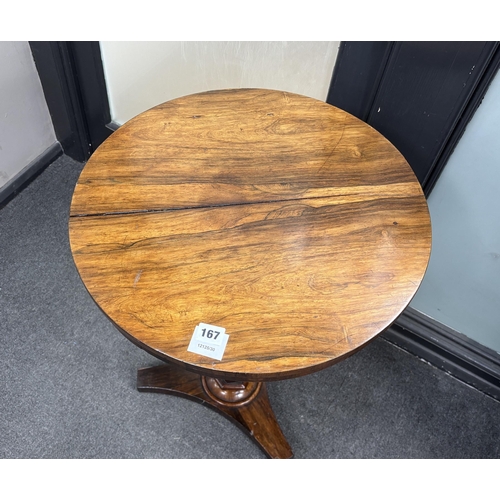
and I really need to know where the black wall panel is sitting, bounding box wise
[327,41,500,194]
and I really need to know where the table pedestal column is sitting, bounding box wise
[137,364,293,459]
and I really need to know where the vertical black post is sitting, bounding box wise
[29,41,113,162]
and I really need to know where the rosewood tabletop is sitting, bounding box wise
[69,88,431,458]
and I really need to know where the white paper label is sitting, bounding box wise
[187,323,229,361]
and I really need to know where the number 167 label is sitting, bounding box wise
[187,322,229,361]
[195,323,225,346]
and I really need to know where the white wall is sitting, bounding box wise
[410,70,500,353]
[100,41,340,125]
[0,42,56,189]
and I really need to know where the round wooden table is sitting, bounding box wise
[69,88,431,458]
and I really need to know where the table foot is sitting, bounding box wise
[137,364,293,459]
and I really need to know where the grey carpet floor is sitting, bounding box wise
[1,154,499,459]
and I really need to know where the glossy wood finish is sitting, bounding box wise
[137,365,292,458]
[69,88,431,458]
[69,88,431,382]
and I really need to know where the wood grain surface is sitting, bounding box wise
[69,88,431,381]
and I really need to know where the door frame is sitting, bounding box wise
[327,41,500,195]
[29,41,113,162]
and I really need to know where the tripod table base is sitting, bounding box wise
[137,363,293,459]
